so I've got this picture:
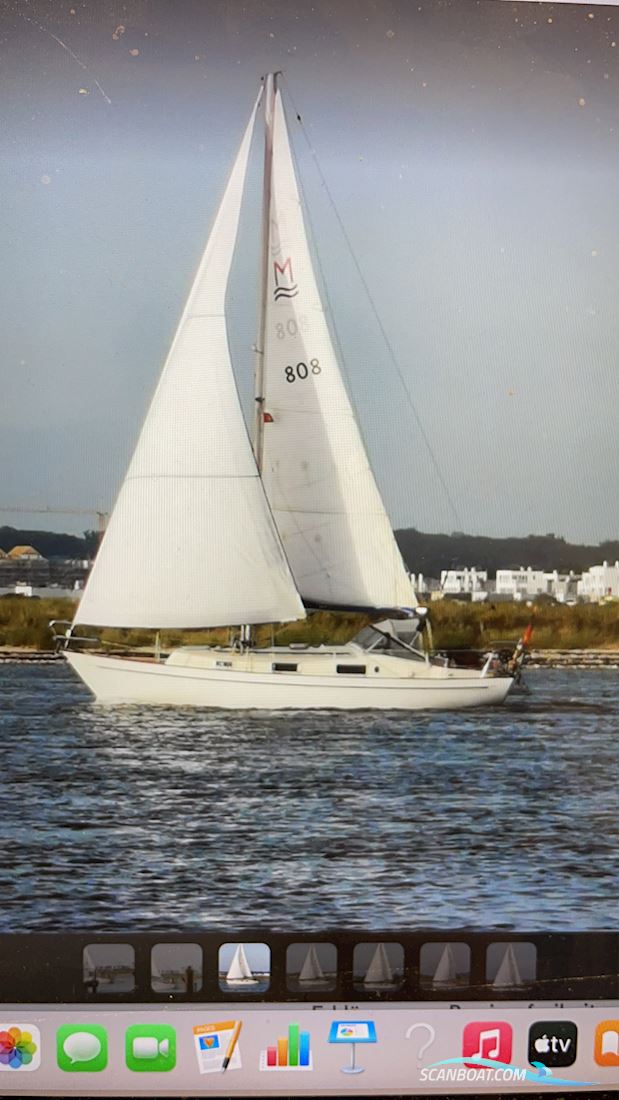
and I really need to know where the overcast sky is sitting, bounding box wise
[1,0,617,541]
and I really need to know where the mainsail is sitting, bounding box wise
[363,942,394,986]
[226,943,257,984]
[260,88,414,612]
[492,944,523,989]
[432,943,457,986]
[298,944,326,983]
[74,92,305,630]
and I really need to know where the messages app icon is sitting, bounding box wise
[57,1025,108,1072]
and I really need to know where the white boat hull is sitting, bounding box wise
[66,651,513,710]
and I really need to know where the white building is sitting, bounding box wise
[440,568,488,598]
[577,561,619,602]
[495,567,546,599]
[543,570,579,603]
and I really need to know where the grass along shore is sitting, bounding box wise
[1,596,619,653]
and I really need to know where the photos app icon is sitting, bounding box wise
[0,1025,41,1072]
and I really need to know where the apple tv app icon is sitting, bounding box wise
[528,1021,577,1068]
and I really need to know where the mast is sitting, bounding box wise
[253,72,278,472]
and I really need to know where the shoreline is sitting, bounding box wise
[2,647,619,668]
[527,649,619,669]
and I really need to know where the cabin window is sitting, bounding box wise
[272,662,298,672]
[336,664,366,675]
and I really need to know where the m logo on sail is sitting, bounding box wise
[273,256,298,301]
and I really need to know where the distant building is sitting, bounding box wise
[440,568,488,600]
[495,567,546,599]
[13,582,34,597]
[0,583,81,600]
[577,561,619,602]
[7,545,45,561]
[544,570,579,603]
[0,545,89,589]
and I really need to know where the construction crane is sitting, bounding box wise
[0,506,108,535]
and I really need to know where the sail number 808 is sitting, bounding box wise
[285,359,321,383]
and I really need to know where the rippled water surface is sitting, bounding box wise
[1,663,617,931]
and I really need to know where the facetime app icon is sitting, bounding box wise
[125,1025,176,1072]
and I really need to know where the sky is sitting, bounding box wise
[1,0,618,541]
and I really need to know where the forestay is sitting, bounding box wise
[74,92,305,630]
[260,90,414,612]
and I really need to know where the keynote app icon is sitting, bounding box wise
[0,1024,41,1071]
[462,1021,512,1068]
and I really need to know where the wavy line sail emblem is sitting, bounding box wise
[273,256,298,301]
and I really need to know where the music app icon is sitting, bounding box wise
[462,1022,512,1068]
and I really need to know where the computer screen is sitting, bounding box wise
[0,0,617,1096]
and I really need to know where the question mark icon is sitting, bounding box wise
[405,1022,436,1065]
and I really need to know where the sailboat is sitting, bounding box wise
[492,944,523,989]
[225,944,258,986]
[363,943,395,988]
[59,74,514,710]
[431,943,458,987]
[298,944,327,984]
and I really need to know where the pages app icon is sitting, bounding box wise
[462,1021,512,1068]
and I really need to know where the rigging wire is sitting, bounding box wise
[282,76,465,532]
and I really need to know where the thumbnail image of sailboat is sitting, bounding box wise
[492,944,524,989]
[299,945,326,984]
[151,943,202,992]
[363,943,396,989]
[485,941,536,990]
[286,943,336,990]
[419,941,470,989]
[433,944,459,987]
[82,944,135,993]
[353,942,403,990]
[58,72,517,711]
[219,943,269,991]
[226,944,258,985]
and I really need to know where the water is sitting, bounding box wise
[1,663,617,931]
